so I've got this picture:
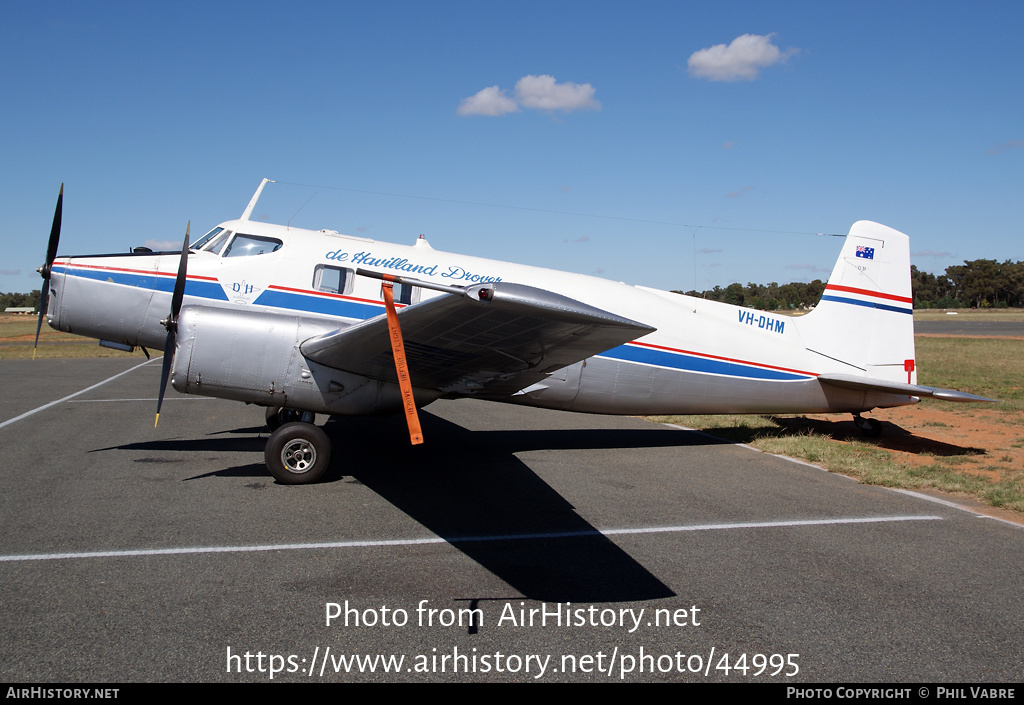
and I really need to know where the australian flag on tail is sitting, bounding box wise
[856,245,875,260]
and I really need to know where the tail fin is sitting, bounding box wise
[801,221,916,384]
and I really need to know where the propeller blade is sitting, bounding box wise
[169,222,190,323]
[155,222,190,427]
[155,330,175,427]
[45,185,63,273]
[33,286,50,360]
[33,184,63,359]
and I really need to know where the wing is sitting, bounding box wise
[300,281,656,396]
[817,373,997,403]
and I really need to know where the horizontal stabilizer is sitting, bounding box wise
[818,373,997,403]
[301,282,655,395]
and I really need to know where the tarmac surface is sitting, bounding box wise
[1,357,1022,683]
[915,319,1024,337]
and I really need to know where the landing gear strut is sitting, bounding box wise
[853,414,883,438]
[265,405,315,431]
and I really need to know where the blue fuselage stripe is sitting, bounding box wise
[57,265,228,301]
[58,264,812,383]
[598,345,811,381]
[820,294,912,315]
[252,289,382,319]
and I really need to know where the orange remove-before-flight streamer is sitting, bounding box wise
[381,279,424,445]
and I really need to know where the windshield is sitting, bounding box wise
[204,230,232,255]
[191,227,224,250]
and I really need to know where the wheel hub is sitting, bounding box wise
[281,438,317,474]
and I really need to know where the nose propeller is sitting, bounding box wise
[155,222,190,427]
[33,184,63,359]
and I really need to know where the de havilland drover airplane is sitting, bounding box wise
[35,179,993,484]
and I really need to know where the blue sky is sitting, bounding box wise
[4,1,1021,294]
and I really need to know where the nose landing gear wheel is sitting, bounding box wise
[265,422,332,484]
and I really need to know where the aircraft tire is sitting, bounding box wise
[266,406,315,431]
[265,422,332,484]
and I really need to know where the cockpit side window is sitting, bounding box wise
[223,234,283,258]
[312,265,353,295]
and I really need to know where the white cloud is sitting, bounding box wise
[514,75,600,112]
[457,85,520,116]
[688,33,798,82]
[988,139,1024,155]
[457,75,599,116]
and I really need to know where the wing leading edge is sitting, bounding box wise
[300,281,656,396]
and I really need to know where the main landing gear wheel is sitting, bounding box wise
[265,405,315,431]
[265,422,332,484]
[853,414,883,438]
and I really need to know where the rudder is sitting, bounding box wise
[799,221,916,384]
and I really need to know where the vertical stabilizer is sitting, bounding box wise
[800,221,916,384]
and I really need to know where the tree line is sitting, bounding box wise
[675,259,1024,310]
[0,290,41,311]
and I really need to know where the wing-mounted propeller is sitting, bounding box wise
[33,184,63,359]
[155,222,190,427]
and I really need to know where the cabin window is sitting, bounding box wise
[312,265,353,295]
[393,282,419,305]
[223,233,283,257]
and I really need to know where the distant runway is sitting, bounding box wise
[916,319,1024,337]
[1,358,1021,682]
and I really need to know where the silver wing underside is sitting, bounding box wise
[300,282,656,396]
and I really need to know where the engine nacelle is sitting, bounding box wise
[170,305,440,415]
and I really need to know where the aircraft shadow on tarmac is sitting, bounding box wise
[321,411,690,603]
[92,410,707,603]
[769,416,987,457]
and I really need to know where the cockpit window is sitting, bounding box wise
[223,233,282,258]
[191,227,224,251]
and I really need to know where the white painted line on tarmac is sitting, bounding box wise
[893,489,1024,529]
[0,514,941,563]
[0,358,158,431]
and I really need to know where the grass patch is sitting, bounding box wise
[0,314,147,360]
[649,413,1024,515]
[914,337,1024,411]
[649,335,1024,517]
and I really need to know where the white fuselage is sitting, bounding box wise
[47,218,916,417]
